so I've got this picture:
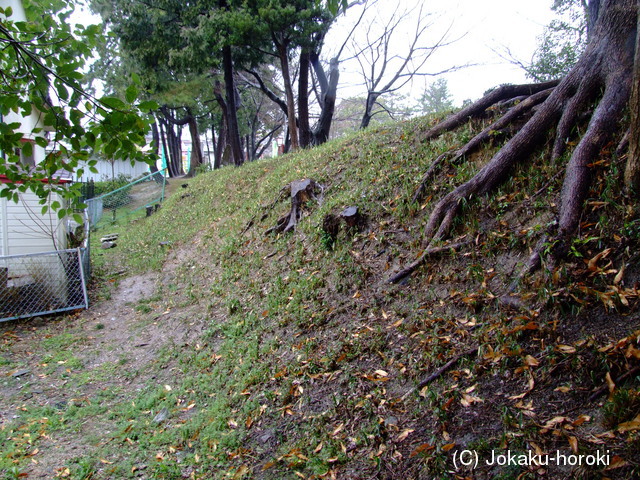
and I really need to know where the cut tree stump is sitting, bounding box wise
[340,206,365,229]
[266,179,324,235]
[321,206,368,247]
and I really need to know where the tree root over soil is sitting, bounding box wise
[401,346,479,401]
[393,0,637,282]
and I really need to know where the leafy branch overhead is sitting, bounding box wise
[0,1,157,219]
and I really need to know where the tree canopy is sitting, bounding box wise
[526,0,590,81]
[0,0,156,219]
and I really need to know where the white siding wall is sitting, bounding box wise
[76,160,150,183]
[0,190,67,256]
[0,190,70,306]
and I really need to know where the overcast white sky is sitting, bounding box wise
[330,0,556,106]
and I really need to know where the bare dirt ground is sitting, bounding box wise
[0,267,206,478]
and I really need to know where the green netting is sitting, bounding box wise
[86,169,167,229]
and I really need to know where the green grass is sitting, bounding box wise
[2,112,639,479]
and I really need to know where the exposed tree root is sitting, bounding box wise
[418,81,560,144]
[412,150,454,204]
[396,1,636,282]
[401,346,479,401]
[241,185,290,235]
[412,87,555,205]
[388,240,471,284]
[587,365,640,404]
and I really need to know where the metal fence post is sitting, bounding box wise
[77,247,89,310]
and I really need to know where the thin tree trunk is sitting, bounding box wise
[298,50,311,148]
[360,92,379,129]
[204,128,212,168]
[158,117,178,178]
[223,45,244,166]
[170,124,183,176]
[150,121,160,173]
[212,93,227,170]
[186,113,203,177]
[149,120,165,183]
[215,116,225,170]
[210,122,218,164]
[278,42,299,151]
[311,55,339,145]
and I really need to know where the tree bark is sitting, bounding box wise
[185,111,203,177]
[157,116,171,176]
[360,92,379,130]
[159,106,203,178]
[158,115,182,177]
[278,41,299,151]
[625,1,640,191]
[298,50,312,148]
[223,45,244,166]
[212,88,227,170]
[311,55,339,144]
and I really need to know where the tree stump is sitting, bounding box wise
[266,179,324,235]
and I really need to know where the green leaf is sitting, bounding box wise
[125,84,138,104]
[35,136,48,148]
[55,79,69,102]
[22,141,33,158]
[138,100,159,112]
[99,96,126,110]
[104,139,120,157]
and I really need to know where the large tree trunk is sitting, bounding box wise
[311,55,339,145]
[626,2,640,190]
[391,0,638,282]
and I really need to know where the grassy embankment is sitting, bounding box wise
[2,111,639,479]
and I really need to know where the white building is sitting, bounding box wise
[0,0,71,256]
[75,158,151,183]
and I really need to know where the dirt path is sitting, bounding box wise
[0,270,205,478]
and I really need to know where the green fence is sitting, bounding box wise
[86,169,167,229]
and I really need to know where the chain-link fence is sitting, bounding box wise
[0,246,90,322]
[86,169,167,229]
